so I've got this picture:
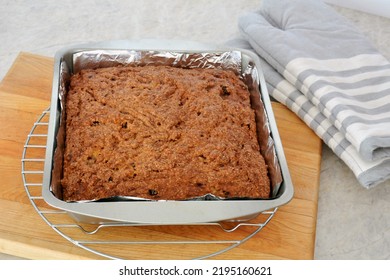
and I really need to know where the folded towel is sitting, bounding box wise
[227,38,390,188]
[238,0,390,163]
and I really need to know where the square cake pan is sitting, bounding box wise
[42,39,293,225]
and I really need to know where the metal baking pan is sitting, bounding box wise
[42,39,293,224]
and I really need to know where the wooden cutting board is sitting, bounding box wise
[0,52,322,260]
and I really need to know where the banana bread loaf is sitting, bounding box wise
[61,65,270,201]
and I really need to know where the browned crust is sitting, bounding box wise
[61,65,270,201]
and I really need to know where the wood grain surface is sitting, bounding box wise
[0,52,322,260]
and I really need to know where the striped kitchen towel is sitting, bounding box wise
[228,37,390,188]
[226,38,390,188]
[238,0,390,165]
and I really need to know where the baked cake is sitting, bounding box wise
[61,65,270,201]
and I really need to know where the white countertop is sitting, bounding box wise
[0,0,389,260]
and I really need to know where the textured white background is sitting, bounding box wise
[324,0,390,19]
[0,0,389,259]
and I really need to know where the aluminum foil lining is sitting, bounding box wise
[72,50,242,75]
[52,49,283,202]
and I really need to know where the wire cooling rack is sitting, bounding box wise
[21,108,277,260]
